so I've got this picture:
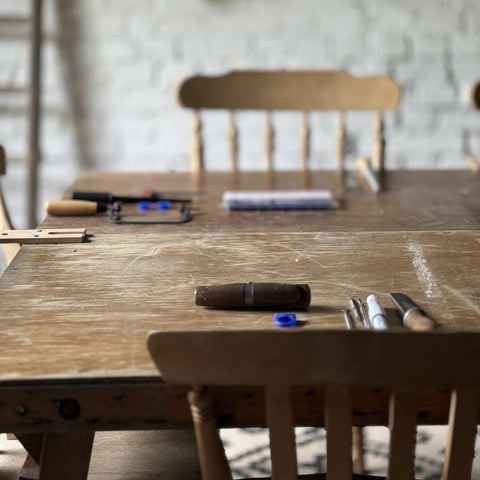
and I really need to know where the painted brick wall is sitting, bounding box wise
[1,0,479,227]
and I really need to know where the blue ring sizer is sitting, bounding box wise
[274,312,297,327]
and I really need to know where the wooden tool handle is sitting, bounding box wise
[45,200,98,216]
[195,282,311,309]
[403,309,437,330]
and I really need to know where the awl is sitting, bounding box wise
[45,200,107,216]
[389,293,438,330]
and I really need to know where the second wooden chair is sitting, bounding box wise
[177,70,401,173]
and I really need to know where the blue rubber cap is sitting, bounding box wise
[156,200,172,210]
[274,312,297,327]
[138,201,153,211]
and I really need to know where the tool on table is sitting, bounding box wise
[222,189,338,210]
[342,307,356,329]
[366,294,388,330]
[389,293,438,330]
[274,312,297,328]
[195,282,311,309]
[0,228,86,244]
[73,191,191,204]
[357,298,372,328]
[349,297,364,326]
[109,201,192,225]
[357,157,381,193]
[45,200,107,216]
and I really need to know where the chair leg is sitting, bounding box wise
[352,426,364,474]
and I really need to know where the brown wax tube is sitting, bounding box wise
[194,282,311,309]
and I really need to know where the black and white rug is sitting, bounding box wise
[221,426,480,479]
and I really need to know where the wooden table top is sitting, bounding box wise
[0,170,479,383]
[42,170,480,232]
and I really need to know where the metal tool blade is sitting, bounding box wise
[389,292,421,315]
[389,292,437,330]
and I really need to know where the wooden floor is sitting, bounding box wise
[0,430,201,479]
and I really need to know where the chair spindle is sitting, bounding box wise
[228,111,238,172]
[265,112,274,172]
[265,384,297,479]
[300,111,310,172]
[325,385,353,480]
[372,111,385,172]
[336,113,346,173]
[442,387,479,480]
[190,110,203,172]
[188,387,233,480]
[387,388,417,480]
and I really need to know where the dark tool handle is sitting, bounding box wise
[403,309,437,330]
[195,283,311,309]
[73,192,113,203]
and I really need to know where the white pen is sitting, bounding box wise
[366,294,388,330]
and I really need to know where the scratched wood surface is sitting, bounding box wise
[0,229,479,381]
[41,170,480,232]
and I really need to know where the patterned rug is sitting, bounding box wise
[221,426,480,479]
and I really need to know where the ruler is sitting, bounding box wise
[0,228,86,244]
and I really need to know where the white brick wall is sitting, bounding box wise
[0,0,479,227]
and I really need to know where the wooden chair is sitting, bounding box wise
[148,329,480,480]
[0,145,21,267]
[177,70,401,173]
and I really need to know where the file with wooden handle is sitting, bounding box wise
[45,200,107,216]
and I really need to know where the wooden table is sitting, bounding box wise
[1,170,479,478]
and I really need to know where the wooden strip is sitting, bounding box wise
[265,384,297,479]
[325,385,352,480]
[387,388,417,480]
[0,228,86,244]
[443,388,479,480]
[27,0,42,228]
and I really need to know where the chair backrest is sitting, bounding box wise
[0,145,21,266]
[148,329,480,480]
[177,70,401,173]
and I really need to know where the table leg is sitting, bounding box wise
[38,432,94,480]
[15,432,94,480]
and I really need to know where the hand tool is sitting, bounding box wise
[366,294,388,330]
[352,297,372,328]
[73,191,191,204]
[45,200,107,216]
[349,296,363,326]
[108,201,192,225]
[195,282,311,309]
[389,292,438,330]
[342,307,356,329]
